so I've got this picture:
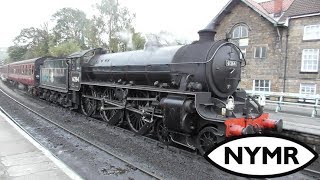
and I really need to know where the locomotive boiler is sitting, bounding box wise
[82,29,241,98]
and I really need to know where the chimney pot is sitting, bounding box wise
[274,0,283,17]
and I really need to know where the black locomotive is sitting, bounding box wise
[1,22,283,154]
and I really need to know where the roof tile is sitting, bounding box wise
[279,0,320,21]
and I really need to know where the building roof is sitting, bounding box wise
[210,0,319,29]
[259,0,294,14]
[279,0,320,22]
[210,0,279,30]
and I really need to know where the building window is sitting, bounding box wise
[301,49,319,72]
[303,24,320,40]
[232,25,248,39]
[300,83,316,95]
[254,47,267,58]
[253,80,271,92]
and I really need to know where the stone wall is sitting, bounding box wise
[215,2,283,92]
[284,15,320,93]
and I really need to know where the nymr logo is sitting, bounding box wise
[205,134,318,178]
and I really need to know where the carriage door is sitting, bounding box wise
[69,58,81,91]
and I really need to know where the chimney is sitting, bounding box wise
[198,29,216,42]
[198,20,216,42]
[274,0,283,17]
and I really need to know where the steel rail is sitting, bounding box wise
[302,168,320,178]
[0,88,161,180]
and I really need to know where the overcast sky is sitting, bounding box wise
[0,0,237,47]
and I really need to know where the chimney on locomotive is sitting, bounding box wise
[198,20,216,42]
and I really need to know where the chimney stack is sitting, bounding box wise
[198,20,216,42]
[274,0,283,17]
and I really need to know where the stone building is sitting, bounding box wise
[211,0,320,95]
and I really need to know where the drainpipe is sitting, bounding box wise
[283,20,290,92]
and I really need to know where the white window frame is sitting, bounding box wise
[232,25,248,39]
[254,47,267,58]
[301,49,319,72]
[303,24,320,40]
[299,83,316,95]
[253,80,271,92]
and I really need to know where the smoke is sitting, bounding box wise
[144,31,191,50]
[117,30,134,50]
[117,30,192,51]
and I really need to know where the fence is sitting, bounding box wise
[246,90,320,117]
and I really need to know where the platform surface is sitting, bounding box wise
[268,111,320,136]
[0,112,78,180]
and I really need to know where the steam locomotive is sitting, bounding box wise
[0,22,283,154]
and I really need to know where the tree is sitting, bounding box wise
[85,16,108,48]
[51,8,89,49]
[7,45,28,62]
[49,40,81,57]
[132,32,146,50]
[9,24,51,60]
[95,0,135,52]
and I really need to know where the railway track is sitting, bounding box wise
[301,168,320,178]
[281,129,320,146]
[1,84,319,179]
[0,87,161,179]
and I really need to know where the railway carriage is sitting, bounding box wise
[6,57,47,93]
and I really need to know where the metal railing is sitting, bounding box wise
[246,90,320,117]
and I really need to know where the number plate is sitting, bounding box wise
[226,60,237,67]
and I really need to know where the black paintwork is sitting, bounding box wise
[82,39,241,98]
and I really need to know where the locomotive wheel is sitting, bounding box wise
[155,120,172,145]
[81,88,97,117]
[126,91,151,135]
[197,127,219,155]
[100,88,122,125]
[45,91,51,101]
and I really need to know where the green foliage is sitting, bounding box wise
[8,25,51,61]
[85,16,107,48]
[7,2,144,62]
[132,32,146,50]
[7,46,28,62]
[95,0,136,52]
[52,8,89,49]
[49,40,81,57]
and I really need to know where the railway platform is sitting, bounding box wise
[269,111,320,136]
[0,111,81,180]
